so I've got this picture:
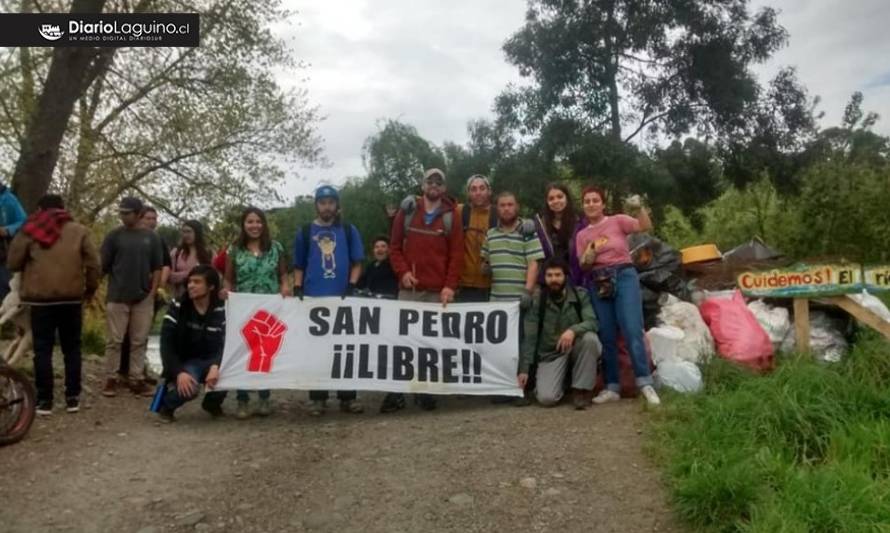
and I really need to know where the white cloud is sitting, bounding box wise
[275,0,890,203]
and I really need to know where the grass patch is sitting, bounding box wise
[649,334,890,532]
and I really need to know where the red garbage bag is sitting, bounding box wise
[594,334,655,398]
[699,290,773,372]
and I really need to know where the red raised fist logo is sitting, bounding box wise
[240,310,287,373]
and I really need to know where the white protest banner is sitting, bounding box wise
[216,293,522,396]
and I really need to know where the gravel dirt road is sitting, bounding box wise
[0,363,681,533]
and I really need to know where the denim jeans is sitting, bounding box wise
[236,389,270,402]
[31,304,83,402]
[163,358,226,412]
[588,266,653,391]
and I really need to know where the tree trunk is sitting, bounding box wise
[10,0,107,213]
[603,1,622,141]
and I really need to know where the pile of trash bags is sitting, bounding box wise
[626,234,890,394]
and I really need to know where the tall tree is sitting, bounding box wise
[497,0,788,143]
[361,119,445,198]
[2,0,323,222]
[10,0,109,211]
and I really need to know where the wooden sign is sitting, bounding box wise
[863,265,890,293]
[738,263,863,298]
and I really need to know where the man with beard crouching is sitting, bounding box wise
[519,256,601,409]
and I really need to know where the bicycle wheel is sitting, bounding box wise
[0,365,36,446]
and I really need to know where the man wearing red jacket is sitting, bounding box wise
[382,168,464,412]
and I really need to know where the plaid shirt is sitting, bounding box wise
[22,208,73,247]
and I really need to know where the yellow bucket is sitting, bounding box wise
[681,244,722,265]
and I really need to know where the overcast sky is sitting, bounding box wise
[276,0,890,201]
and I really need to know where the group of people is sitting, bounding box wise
[4,167,661,423]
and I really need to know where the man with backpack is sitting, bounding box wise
[383,168,464,412]
[519,256,601,409]
[457,174,496,302]
[293,185,365,416]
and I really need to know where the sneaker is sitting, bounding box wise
[592,389,621,405]
[156,406,175,423]
[379,393,405,414]
[307,400,325,417]
[101,378,118,397]
[415,394,437,411]
[201,397,224,418]
[65,397,80,413]
[36,400,53,416]
[256,398,272,417]
[235,400,251,420]
[641,385,661,407]
[339,400,364,414]
[129,380,155,398]
[572,390,590,410]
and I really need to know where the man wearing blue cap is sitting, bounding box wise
[293,185,365,415]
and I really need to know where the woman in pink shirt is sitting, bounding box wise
[575,186,660,406]
[169,220,213,299]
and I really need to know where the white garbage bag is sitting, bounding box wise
[657,300,714,364]
[781,311,848,363]
[747,300,792,353]
[647,326,684,365]
[655,358,703,393]
[847,291,890,324]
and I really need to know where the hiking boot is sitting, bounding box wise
[36,400,53,416]
[415,394,437,411]
[573,390,590,410]
[512,395,531,407]
[307,400,325,417]
[339,399,364,414]
[101,378,118,397]
[129,380,155,398]
[201,397,224,418]
[641,385,661,407]
[156,406,175,423]
[235,400,251,420]
[379,393,405,414]
[256,398,272,417]
[592,389,620,405]
[65,397,80,413]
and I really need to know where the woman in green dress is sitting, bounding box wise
[223,207,290,419]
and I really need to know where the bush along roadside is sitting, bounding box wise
[648,334,890,532]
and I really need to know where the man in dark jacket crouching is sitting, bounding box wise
[156,264,227,422]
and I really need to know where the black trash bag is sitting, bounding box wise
[628,234,690,301]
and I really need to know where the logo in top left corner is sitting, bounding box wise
[38,24,64,41]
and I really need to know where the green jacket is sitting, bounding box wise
[520,285,598,373]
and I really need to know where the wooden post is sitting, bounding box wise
[824,296,890,341]
[793,298,811,353]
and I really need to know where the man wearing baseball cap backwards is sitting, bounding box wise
[99,196,165,397]
[293,185,366,416]
[383,168,464,412]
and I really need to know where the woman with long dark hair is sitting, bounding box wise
[574,186,660,406]
[169,220,213,299]
[223,206,290,419]
[533,183,578,274]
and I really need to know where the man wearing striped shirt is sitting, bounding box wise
[481,192,544,305]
